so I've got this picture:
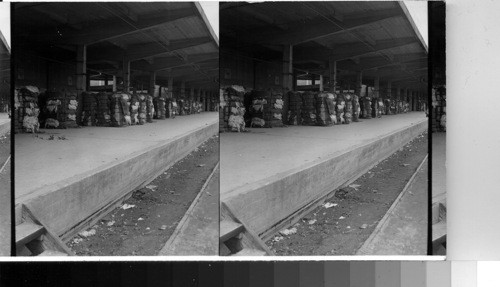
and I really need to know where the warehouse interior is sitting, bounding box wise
[219,2,429,256]
[13,2,219,256]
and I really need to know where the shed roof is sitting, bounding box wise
[14,2,218,88]
[221,1,427,90]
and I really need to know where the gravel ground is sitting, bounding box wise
[69,135,219,256]
[267,132,428,255]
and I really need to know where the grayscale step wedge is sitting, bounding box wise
[220,202,273,256]
[15,204,74,256]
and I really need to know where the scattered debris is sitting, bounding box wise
[138,217,144,221]
[402,163,410,167]
[159,225,167,230]
[273,236,284,242]
[121,204,135,210]
[339,216,346,220]
[308,219,317,225]
[197,164,205,167]
[323,202,337,209]
[79,229,96,238]
[348,184,361,191]
[145,185,157,191]
[106,221,115,227]
[72,238,83,244]
[279,227,297,236]
[360,224,368,229]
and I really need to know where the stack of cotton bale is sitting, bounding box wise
[219,89,228,131]
[110,92,131,127]
[81,92,98,126]
[96,92,112,126]
[286,91,302,125]
[352,94,361,122]
[44,89,79,129]
[153,96,167,120]
[249,90,266,128]
[315,92,334,126]
[146,94,154,123]
[301,91,316,126]
[15,86,41,133]
[343,93,353,124]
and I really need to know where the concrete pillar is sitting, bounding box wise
[356,71,363,96]
[122,58,130,92]
[329,58,337,93]
[374,76,380,98]
[112,75,117,92]
[282,44,293,91]
[180,81,185,99]
[168,76,173,99]
[387,81,392,99]
[190,87,195,101]
[76,45,87,94]
[319,75,324,92]
[149,71,156,96]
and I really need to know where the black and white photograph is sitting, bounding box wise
[0,2,11,257]
[12,2,220,256]
[219,1,430,256]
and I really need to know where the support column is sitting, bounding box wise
[180,81,185,99]
[122,58,130,93]
[112,75,117,92]
[76,45,87,94]
[374,76,380,98]
[282,44,293,91]
[168,76,173,99]
[329,58,337,93]
[149,71,156,96]
[319,75,324,92]
[387,81,392,98]
[356,71,363,96]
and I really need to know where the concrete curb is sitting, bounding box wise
[21,121,218,239]
[159,162,219,255]
[356,154,428,255]
[223,119,428,237]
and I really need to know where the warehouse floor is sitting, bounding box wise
[14,112,218,238]
[221,112,428,197]
[16,112,218,203]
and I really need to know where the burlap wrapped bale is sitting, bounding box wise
[250,90,267,128]
[146,95,154,123]
[265,90,284,128]
[227,86,246,132]
[96,92,112,126]
[362,97,372,119]
[130,95,140,125]
[301,91,316,126]
[81,92,98,126]
[15,86,41,133]
[336,94,346,124]
[384,99,392,115]
[371,97,379,118]
[109,92,131,127]
[287,91,302,126]
[352,94,361,122]
[315,92,335,126]
[377,98,384,117]
[153,96,166,120]
[343,93,353,124]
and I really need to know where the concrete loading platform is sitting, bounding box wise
[15,113,218,242]
[221,112,427,240]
